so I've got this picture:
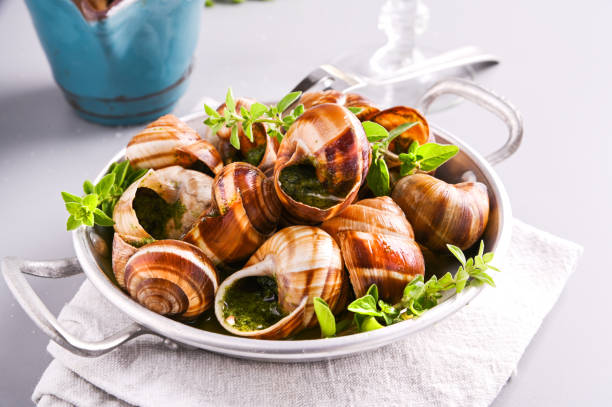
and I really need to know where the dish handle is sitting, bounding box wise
[1,256,152,357]
[418,78,523,165]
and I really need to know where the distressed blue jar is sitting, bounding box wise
[24,0,202,125]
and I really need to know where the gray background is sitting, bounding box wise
[1,0,610,405]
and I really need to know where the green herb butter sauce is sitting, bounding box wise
[222,276,286,331]
[132,187,186,240]
[278,164,343,209]
[244,145,266,167]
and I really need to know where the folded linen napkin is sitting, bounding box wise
[33,220,583,407]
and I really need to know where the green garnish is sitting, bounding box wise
[313,297,336,338]
[61,161,147,230]
[362,121,459,196]
[203,88,305,149]
[313,241,501,335]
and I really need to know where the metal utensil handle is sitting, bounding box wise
[418,78,523,165]
[1,256,150,357]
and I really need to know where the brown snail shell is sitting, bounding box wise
[369,106,433,168]
[126,114,223,175]
[113,166,213,246]
[273,103,371,224]
[124,240,219,318]
[111,233,138,288]
[321,196,424,303]
[183,162,282,268]
[301,90,380,121]
[392,173,490,251]
[215,226,348,339]
[215,98,278,173]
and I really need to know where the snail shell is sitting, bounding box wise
[215,98,278,173]
[215,226,348,339]
[113,166,213,246]
[124,240,219,318]
[321,196,424,303]
[127,114,223,175]
[183,162,281,268]
[301,90,380,121]
[111,233,138,288]
[369,106,433,167]
[392,173,490,251]
[273,103,371,224]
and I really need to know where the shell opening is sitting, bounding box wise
[278,163,346,209]
[132,187,186,240]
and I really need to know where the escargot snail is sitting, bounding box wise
[321,196,425,303]
[126,114,223,175]
[123,240,219,318]
[392,173,490,252]
[183,162,282,268]
[300,90,380,121]
[215,98,278,173]
[274,103,371,224]
[214,226,349,339]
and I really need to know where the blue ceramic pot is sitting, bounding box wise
[24,0,202,125]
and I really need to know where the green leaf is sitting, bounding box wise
[276,91,302,113]
[229,125,240,149]
[93,208,114,227]
[447,244,466,266]
[378,300,399,325]
[348,294,382,317]
[488,265,502,272]
[250,102,268,119]
[95,173,115,198]
[240,105,250,119]
[455,266,469,293]
[483,252,494,263]
[408,140,419,154]
[416,144,459,172]
[292,104,304,117]
[359,316,384,332]
[348,106,363,115]
[477,240,485,258]
[471,271,496,287]
[61,192,82,204]
[225,88,236,113]
[398,153,417,176]
[66,215,81,231]
[437,272,455,290]
[313,297,336,338]
[366,157,390,197]
[113,161,130,187]
[83,180,94,194]
[82,194,99,211]
[366,284,378,303]
[362,121,388,142]
[204,103,218,117]
[245,123,254,143]
[64,202,81,216]
[387,121,418,140]
[82,211,95,227]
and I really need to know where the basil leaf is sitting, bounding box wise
[366,284,378,303]
[378,300,398,325]
[250,102,268,120]
[292,104,304,117]
[229,125,240,149]
[95,173,115,199]
[225,88,236,113]
[245,123,254,143]
[276,91,302,113]
[359,316,384,332]
[348,294,382,316]
[83,180,94,195]
[446,244,466,266]
[204,103,218,117]
[366,157,390,197]
[66,215,81,231]
[113,161,130,188]
[93,208,115,227]
[387,121,418,141]
[313,297,336,338]
[240,105,250,119]
[416,144,459,172]
[64,202,81,215]
[398,153,417,176]
[483,252,494,263]
[455,266,469,293]
[362,121,388,142]
[82,211,95,227]
[82,194,99,211]
[61,192,82,204]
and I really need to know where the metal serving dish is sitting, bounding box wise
[2,77,522,362]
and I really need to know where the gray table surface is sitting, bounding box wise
[1,0,610,405]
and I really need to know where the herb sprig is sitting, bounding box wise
[313,241,501,337]
[203,88,304,149]
[362,121,459,196]
[61,161,147,230]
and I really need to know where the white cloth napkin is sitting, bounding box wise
[33,220,583,407]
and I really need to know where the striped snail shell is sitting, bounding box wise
[369,106,433,168]
[321,196,425,303]
[123,240,219,318]
[113,166,213,246]
[183,162,282,268]
[126,114,223,175]
[111,233,138,288]
[215,226,349,339]
[215,98,278,173]
[392,173,490,251]
[301,90,380,121]
[273,103,371,224]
